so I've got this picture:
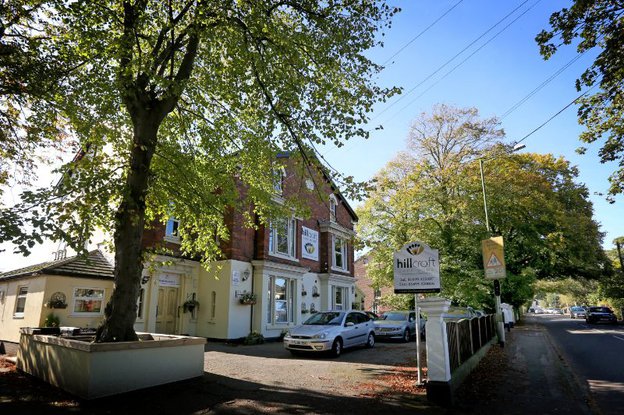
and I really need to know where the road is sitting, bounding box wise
[530,313,624,415]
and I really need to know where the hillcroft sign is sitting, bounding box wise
[394,241,441,294]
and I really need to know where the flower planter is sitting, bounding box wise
[17,328,206,399]
[239,299,256,305]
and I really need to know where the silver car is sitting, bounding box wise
[374,311,425,342]
[283,311,375,357]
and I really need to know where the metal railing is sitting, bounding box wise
[446,315,496,373]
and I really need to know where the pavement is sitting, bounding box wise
[0,318,598,414]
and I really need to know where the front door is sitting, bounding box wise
[156,287,178,334]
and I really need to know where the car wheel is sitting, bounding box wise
[365,332,375,348]
[331,338,343,358]
[402,329,411,343]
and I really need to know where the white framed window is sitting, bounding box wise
[165,218,180,243]
[72,288,105,315]
[267,276,295,324]
[273,167,285,195]
[14,286,28,317]
[332,286,346,310]
[332,235,348,271]
[269,217,296,259]
[329,194,337,222]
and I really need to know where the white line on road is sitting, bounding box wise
[613,335,624,342]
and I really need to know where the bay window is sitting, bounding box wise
[267,276,295,324]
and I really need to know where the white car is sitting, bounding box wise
[283,311,375,357]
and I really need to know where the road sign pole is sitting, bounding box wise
[415,294,423,386]
[494,280,505,346]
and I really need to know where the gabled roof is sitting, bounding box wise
[0,250,114,281]
[279,150,359,222]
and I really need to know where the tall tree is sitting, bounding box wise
[536,0,624,198]
[357,105,608,310]
[1,1,398,342]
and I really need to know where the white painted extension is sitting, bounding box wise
[17,330,206,399]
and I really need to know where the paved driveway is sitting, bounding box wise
[203,339,425,398]
[1,338,441,415]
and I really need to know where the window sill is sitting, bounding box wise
[268,252,299,262]
[13,314,24,319]
[331,267,349,273]
[68,313,104,317]
[164,236,181,244]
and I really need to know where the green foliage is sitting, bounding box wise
[0,0,73,193]
[357,104,607,311]
[243,331,264,345]
[378,294,413,311]
[43,313,60,328]
[537,1,624,197]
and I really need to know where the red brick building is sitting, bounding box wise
[134,153,359,340]
[354,254,394,315]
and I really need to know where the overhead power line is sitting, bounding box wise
[381,0,542,127]
[370,0,531,124]
[514,86,596,147]
[380,0,465,68]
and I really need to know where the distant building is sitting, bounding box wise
[354,254,393,315]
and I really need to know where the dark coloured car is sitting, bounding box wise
[585,306,618,325]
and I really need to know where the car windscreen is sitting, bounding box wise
[590,307,611,313]
[380,312,407,321]
[303,312,345,325]
[571,307,584,311]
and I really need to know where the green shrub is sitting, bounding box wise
[243,331,264,345]
[44,313,60,328]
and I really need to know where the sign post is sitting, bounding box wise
[482,236,506,345]
[394,241,441,385]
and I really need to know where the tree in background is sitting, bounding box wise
[0,1,398,342]
[357,104,608,312]
[0,1,74,193]
[537,0,624,198]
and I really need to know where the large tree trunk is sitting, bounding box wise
[95,113,160,342]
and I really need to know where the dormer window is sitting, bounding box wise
[329,194,337,222]
[165,218,180,243]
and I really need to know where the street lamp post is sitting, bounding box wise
[479,143,525,347]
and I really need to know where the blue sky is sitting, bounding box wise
[1,0,622,272]
[322,0,623,250]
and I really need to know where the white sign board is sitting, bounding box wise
[394,241,440,293]
[301,226,319,261]
[158,273,180,287]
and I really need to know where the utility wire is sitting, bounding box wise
[501,50,592,120]
[514,86,596,147]
[380,0,542,127]
[380,0,465,68]
[370,0,530,124]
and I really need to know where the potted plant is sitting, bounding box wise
[239,292,257,305]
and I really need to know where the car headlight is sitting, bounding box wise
[312,332,327,339]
